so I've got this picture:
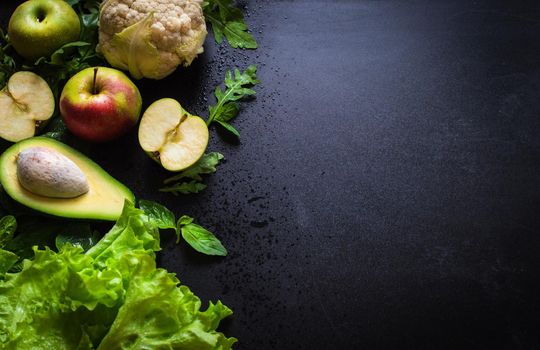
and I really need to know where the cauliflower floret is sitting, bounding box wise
[98,0,207,79]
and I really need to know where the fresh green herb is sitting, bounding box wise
[0,215,16,248]
[28,41,102,98]
[42,117,70,141]
[54,226,99,252]
[0,249,18,277]
[18,0,104,98]
[139,200,228,257]
[206,65,259,137]
[0,215,18,275]
[5,217,95,264]
[139,199,176,230]
[177,215,227,256]
[0,29,17,89]
[0,201,236,349]
[0,215,18,274]
[203,0,258,49]
[160,180,208,195]
[67,0,101,44]
[160,152,224,195]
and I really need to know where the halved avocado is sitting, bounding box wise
[0,137,134,221]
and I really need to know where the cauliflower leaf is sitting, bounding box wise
[105,13,165,80]
[98,0,208,79]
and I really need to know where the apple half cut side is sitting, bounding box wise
[138,98,209,171]
[0,71,55,142]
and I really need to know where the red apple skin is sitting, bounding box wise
[60,67,142,142]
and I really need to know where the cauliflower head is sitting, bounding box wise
[98,0,207,80]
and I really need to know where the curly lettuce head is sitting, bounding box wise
[0,202,236,349]
[97,0,207,80]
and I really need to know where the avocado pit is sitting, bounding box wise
[16,147,89,198]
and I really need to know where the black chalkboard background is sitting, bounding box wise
[2,0,540,349]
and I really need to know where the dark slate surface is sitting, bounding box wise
[2,0,540,349]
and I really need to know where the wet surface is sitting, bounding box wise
[2,0,540,349]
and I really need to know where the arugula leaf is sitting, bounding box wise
[177,215,227,256]
[139,199,176,230]
[204,0,258,49]
[206,65,259,137]
[217,120,240,137]
[160,152,224,195]
[164,152,224,183]
[159,181,208,195]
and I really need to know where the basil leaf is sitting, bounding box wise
[177,216,227,256]
[139,200,176,229]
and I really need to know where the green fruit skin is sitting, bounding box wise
[8,0,80,61]
[0,137,135,221]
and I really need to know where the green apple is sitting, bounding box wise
[60,67,142,143]
[8,0,80,61]
[138,98,209,171]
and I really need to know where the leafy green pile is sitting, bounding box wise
[0,0,264,347]
[0,201,235,349]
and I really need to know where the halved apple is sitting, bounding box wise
[138,98,209,171]
[0,71,55,142]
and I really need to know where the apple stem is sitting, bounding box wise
[92,67,98,95]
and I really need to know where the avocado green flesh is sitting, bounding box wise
[0,137,134,221]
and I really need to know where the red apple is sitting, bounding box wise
[59,67,142,142]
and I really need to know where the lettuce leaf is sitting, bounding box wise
[0,201,236,349]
